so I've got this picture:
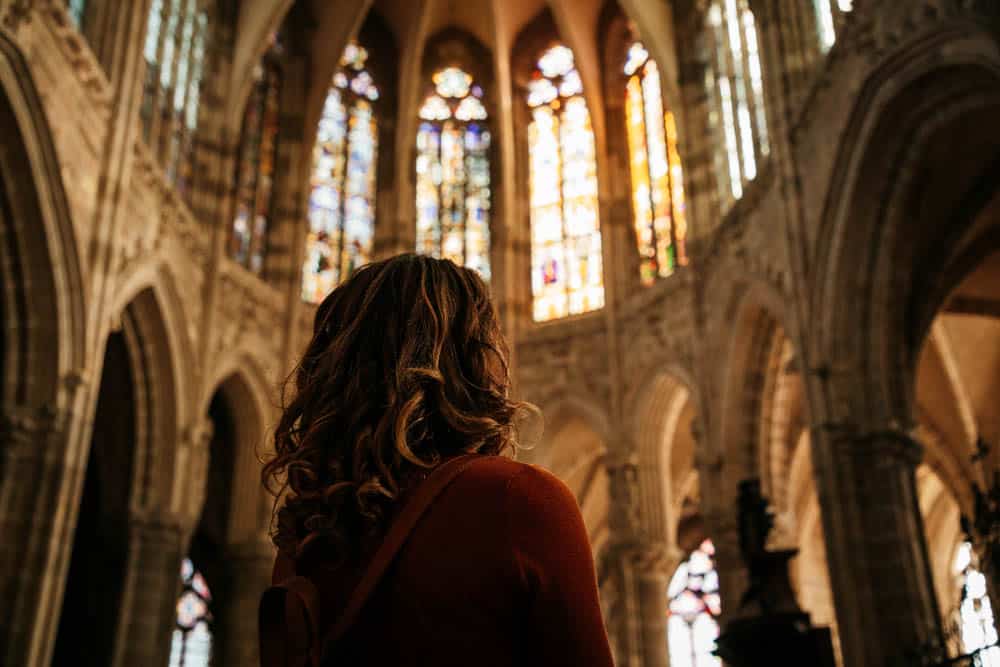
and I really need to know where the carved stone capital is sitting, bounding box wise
[819,420,924,467]
[128,509,188,548]
[1,0,33,32]
[1,403,69,462]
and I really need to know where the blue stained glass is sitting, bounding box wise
[159,0,182,90]
[415,67,491,278]
[68,0,87,27]
[168,558,213,667]
[302,43,378,303]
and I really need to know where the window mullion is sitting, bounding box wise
[336,95,352,282]
[638,71,660,277]
[557,104,571,314]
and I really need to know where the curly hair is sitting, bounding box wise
[263,254,523,563]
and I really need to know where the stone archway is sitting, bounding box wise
[51,287,185,667]
[0,31,86,667]
[810,42,1000,665]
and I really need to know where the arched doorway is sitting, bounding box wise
[168,371,270,667]
[51,331,137,665]
[169,391,235,667]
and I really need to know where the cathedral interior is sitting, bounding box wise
[2,0,1000,666]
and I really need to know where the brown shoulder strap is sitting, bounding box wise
[319,454,479,658]
[259,575,323,667]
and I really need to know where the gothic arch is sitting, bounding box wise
[0,31,85,412]
[0,32,88,667]
[201,363,272,539]
[713,280,795,501]
[813,26,1000,425]
[112,287,188,511]
[229,0,372,131]
[628,369,699,547]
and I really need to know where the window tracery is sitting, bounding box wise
[813,0,853,52]
[415,66,492,279]
[623,41,688,284]
[528,44,604,322]
[141,0,209,198]
[953,541,1000,662]
[704,0,768,206]
[229,39,283,275]
[167,558,212,667]
[668,539,722,667]
[301,41,380,303]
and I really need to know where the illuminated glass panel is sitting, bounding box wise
[814,0,836,52]
[140,0,208,201]
[954,541,1000,662]
[230,52,282,274]
[67,0,87,26]
[668,540,722,667]
[528,44,603,321]
[167,558,212,667]
[302,42,379,303]
[706,0,768,206]
[623,42,689,284]
[415,67,491,279]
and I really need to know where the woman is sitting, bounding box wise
[262,254,614,666]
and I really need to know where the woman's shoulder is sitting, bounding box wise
[460,455,578,512]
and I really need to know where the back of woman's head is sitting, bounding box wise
[263,254,520,561]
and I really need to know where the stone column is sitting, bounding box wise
[815,426,943,666]
[214,537,274,667]
[114,513,186,667]
[635,545,673,667]
[0,404,74,667]
[600,541,674,667]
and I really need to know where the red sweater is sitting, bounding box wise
[272,455,615,666]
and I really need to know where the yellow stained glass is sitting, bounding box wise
[626,75,656,284]
[528,44,604,321]
[624,43,689,284]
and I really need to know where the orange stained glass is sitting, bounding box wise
[626,75,656,284]
[624,42,689,285]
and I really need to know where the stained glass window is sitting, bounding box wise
[528,44,604,322]
[813,0,853,52]
[140,0,209,200]
[668,539,722,667]
[705,0,768,206]
[624,42,688,284]
[301,42,379,303]
[229,44,282,275]
[954,541,1000,663]
[167,558,212,667]
[415,67,491,279]
[67,0,87,27]
[813,0,837,52]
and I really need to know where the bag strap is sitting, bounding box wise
[319,453,479,657]
[259,575,323,667]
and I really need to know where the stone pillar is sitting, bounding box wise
[816,426,943,666]
[601,542,673,667]
[214,537,274,667]
[114,513,186,667]
[0,405,73,667]
[634,545,672,667]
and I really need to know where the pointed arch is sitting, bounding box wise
[0,31,85,411]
